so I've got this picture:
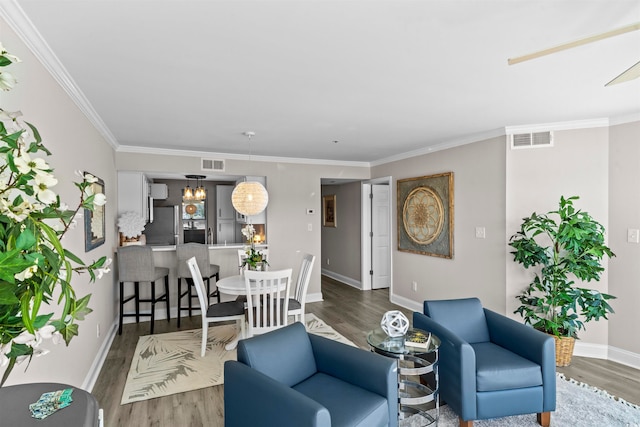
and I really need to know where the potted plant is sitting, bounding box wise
[0,43,111,385]
[509,196,615,366]
[241,224,268,270]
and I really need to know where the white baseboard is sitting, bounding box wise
[574,341,608,359]
[608,345,640,370]
[306,292,323,304]
[82,321,117,392]
[321,269,362,289]
[390,293,423,313]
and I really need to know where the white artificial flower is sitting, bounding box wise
[0,71,17,91]
[84,173,98,183]
[0,43,21,63]
[14,264,38,281]
[34,173,58,204]
[37,325,56,339]
[14,152,50,175]
[0,342,11,367]
[13,330,37,346]
[95,258,112,280]
[93,193,106,207]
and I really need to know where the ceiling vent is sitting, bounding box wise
[201,158,225,171]
[510,131,553,149]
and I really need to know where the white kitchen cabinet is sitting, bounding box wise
[217,219,236,244]
[216,185,235,219]
[118,171,151,222]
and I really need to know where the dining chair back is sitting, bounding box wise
[237,248,269,272]
[288,253,315,324]
[186,257,246,357]
[244,269,292,337]
[176,243,221,328]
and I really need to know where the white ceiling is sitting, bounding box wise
[5,0,640,164]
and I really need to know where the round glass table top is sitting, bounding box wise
[367,327,440,355]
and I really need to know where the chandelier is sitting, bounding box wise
[232,132,269,216]
[183,175,206,201]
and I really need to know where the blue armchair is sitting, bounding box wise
[413,298,555,427]
[224,322,398,427]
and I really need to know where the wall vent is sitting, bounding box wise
[201,158,225,171]
[510,131,553,149]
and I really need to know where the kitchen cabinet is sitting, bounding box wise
[216,185,235,219]
[217,219,235,244]
[118,171,150,222]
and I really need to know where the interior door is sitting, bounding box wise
[371,184,390,289]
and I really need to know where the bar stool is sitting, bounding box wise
[176,243,221,328]
[117,245,170,335]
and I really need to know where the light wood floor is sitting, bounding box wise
[92,276,640,427]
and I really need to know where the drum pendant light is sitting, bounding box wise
[232,132,269,216]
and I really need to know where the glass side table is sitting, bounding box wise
[367,327,440,426]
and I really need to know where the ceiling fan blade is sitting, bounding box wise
[605,60,640,86]
[508,22,640,65]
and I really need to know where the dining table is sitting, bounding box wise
[216,273,288,350]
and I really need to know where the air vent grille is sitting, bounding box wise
[201,158,225,171]
[510,131,553,149]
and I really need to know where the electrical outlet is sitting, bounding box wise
[475,227,486,239]
[412,281,417,292]
[327,258,330,266]
[627,228,640,244]
[308,223,312,231]
[96,323,100,338]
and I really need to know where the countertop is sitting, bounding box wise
[148,243,268,252]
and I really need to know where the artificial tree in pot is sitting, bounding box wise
[509,196,615,366]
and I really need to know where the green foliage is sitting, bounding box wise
[510,196,615,338]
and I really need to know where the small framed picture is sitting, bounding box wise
[84,173,105,252]
[323,194,337,227]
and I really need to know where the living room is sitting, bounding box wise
[1,1,639,425]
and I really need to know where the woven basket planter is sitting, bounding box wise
[553,335,576,367]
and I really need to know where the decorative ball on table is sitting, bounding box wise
[380,310,409,337]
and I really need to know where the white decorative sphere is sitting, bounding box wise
[380,310,409,337]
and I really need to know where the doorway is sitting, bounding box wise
[361,177,392,290]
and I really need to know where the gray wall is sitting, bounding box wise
[372,137,507,313]
[321,182,362,285]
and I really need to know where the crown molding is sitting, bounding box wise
[505,118,610,135]
[0,0,120,149]
[370,128,506,167]
[116,145,371,168]
[610,112,640,126]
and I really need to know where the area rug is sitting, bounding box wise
[120,314,355,404]
[401,373,640,427]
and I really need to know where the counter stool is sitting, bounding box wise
[117,245,170,335]
[176,243,221,328]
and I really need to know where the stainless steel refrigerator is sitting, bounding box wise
[143,205,182,245]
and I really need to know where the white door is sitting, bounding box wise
[371,184,391,289]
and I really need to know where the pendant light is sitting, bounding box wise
[184,175,206,201]
[232,132,269,216]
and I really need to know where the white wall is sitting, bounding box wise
[608,121,640,358]
[372,137,507,313]
[1,19,117,387]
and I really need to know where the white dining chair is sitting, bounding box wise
[243,269,292,337]
[186,257,246,357]
[287,253,315,325]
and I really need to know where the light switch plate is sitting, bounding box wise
[627,228,639,244]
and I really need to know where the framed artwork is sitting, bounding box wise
[323,194,337,227]
[397,172,454,258]
[84,173,105,252]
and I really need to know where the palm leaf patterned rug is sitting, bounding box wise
[121,314,354,404]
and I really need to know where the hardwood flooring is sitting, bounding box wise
[92,276,640,427]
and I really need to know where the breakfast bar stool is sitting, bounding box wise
[176,243,221,328]
[117,245,170,335]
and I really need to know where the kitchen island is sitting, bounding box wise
[118,243,268,324]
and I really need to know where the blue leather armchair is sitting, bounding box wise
[224,322,398,427]
[413,298,555,427]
